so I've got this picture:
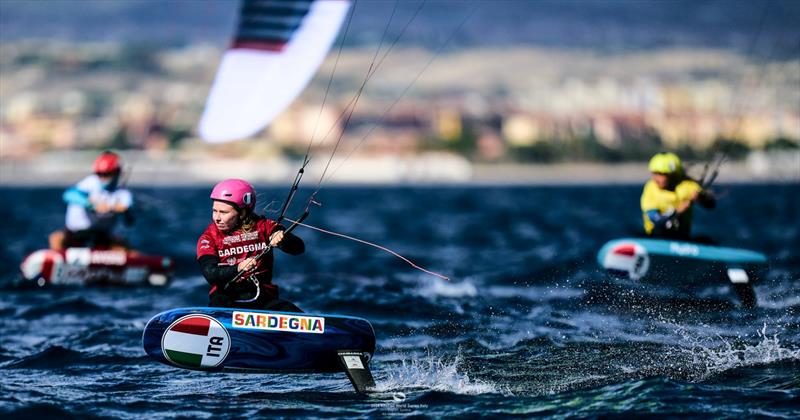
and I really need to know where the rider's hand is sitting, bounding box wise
[237,257,257,272]
[269,230,285,247]
[94,202,111,214]
[676,200,691,213]
[111,203,129,213]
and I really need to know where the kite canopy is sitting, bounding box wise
[199,0,351,143]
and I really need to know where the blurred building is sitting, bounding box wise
[1,40,798,163]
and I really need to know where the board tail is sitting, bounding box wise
[337,351,375,394]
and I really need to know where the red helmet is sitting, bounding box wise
[210,178,256,211]
[93,151,122,175]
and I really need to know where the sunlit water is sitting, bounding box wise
[1,185,798,418]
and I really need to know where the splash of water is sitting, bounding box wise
[375,351,501,395]
[683,324,800,380]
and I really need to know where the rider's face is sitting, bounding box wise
[96,171,119,188]
[651,172,670,189]
[212,201,240,233]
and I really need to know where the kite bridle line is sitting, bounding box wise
[700,153,728,189]
[228,1,462,295]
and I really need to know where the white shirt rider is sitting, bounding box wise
[64,174,133,233]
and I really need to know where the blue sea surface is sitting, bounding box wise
[1,184,798,418]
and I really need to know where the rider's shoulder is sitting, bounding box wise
[676,178,701,191]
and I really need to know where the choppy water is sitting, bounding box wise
[1,184,799,418]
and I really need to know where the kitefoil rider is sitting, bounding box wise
[49,150,134,251]
[197,178,305,312]
[641,152,716,240]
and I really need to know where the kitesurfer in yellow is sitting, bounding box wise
[641,152,716,239]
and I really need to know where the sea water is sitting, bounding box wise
[1,184,798,418]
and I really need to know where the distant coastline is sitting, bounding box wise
[2,150,797,187]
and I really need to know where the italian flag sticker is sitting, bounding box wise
[161,314,231,369]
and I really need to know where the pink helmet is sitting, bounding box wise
[210,178,256,211]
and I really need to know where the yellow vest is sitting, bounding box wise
[640,178,702,234]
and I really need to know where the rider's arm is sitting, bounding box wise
[273,226,305,255]
[115,189,133,213]
[679,180,715,210]
[696,190,716,209]
[197,230,234,286]
[198,255,238,287]
[63,187,91,208]
[641,181,673,231]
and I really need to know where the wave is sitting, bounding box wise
[54,323,144,349]
[755,277,800,310]
[1,345,144,370]
[17,296,124,319]
[0,403,99,420]
[415,277,478,299]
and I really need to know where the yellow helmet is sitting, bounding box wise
[648,152,682,175]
